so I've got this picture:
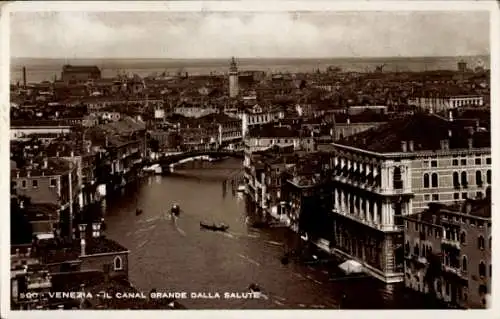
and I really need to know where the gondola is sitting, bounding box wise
[199,222,229,232]
[171,204,180,217]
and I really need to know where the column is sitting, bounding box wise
[359,197,365,221]
[373,201,379,225]
[365,198,371,223]
[353,194,358,216]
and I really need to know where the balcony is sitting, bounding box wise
[331,208,403,232]
[443,265,467,280]
[441,238,461,250]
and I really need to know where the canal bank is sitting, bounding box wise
[99,158,448,309]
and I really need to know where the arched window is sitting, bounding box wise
[462,256,468,272]
[460,231,466,244]
[405,241,410,255]
[486,170,491,184]
[479,262,486,277]
[431,173,439,188]
[461,171,468,186]
[453,172,460,187]
[113,256,123,271]
[423,173,430,188]
[478,236,485,250]
[414,243,420,256]
[476,171,483,186]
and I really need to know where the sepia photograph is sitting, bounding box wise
[3,0,496,315]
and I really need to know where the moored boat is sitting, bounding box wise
[200,222,229,232]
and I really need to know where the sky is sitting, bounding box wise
[10,11,490,59]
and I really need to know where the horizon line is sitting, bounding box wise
[10,54,490,61]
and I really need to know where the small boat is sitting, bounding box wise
[200,222,229,232]
[136,209,143,216]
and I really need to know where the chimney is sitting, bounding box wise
[468,138,473,149]
[401,141,408,152]
[80,238,86,256]
[440,139,449,150]
[27,170,31,178]
[70,151,74,158]
[408,140,414,152]
[43,158,48,169]
[22,66,27,87]
[448,129,452,138]
[26,247,31,257]
[346,117,350,125]
[448,110,453,122]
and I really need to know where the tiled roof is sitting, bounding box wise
[337,113,490,153]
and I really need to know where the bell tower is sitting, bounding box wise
[229,57,239,98]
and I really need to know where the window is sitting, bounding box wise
[452,159,459,166]
[414,244,420,256]
[462,256,468,272]
[486,157,491,165]
[423,173,430,188]
[12,181,17,188]
[462,192,468,199]
[32,180,38,188]
[454,193,460,200]
[461,171,468,186]
[478,236,485,250]
[475,158,481,165]
[393,167,403,189]
[431,160,438,167]
[489,236,492,249]
[486,170,491,184]
[475,171,483,186]
[405,241,410,255]
[21,180,27,188]
[414,222,419,231]
[453,172,460,187]
[460,232,466,244]
[432,194,439,201]
[431,173,439,188]
[461,159,467,165]
[50,179,57,187]
[478,284,487,295]
[423,160,429,167]
[113,256,123,271]
[424,194,430,201]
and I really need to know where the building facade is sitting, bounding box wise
[402,199,491,309]
[328,113,490,283]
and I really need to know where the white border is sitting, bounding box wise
[1,1,498,319]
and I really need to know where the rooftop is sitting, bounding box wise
[39,236,129,264]
[337,113,490,153]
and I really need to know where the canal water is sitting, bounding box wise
[101,158,445,309]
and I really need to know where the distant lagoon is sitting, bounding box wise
[10,55,489,84]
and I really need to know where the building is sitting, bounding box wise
[402,198,491,308]
[61,65,101,84]
[328,113,490,283]
[408,96,484,113]
[229,57,239,98]
[240,104,285,138]
[10,121,73,141]
[11,157,80,239]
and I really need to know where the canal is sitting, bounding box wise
[101,158,446,309]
